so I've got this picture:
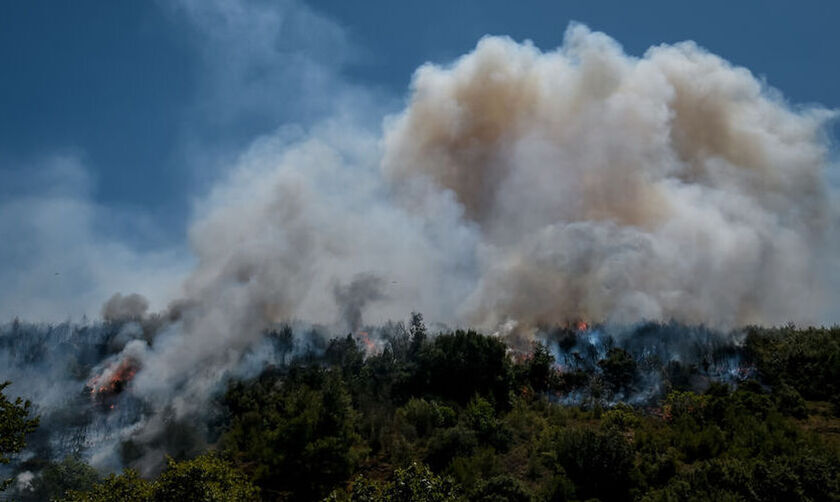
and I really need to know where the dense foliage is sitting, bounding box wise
[6,322,840,501]
[60,454,258,502]
[0,380,39,491]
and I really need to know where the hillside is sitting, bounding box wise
[2,318,839,501]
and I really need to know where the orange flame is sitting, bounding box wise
[88,357,139,397]
[575,320,589,332]
[356,331,375,353]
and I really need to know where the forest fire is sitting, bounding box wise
[87,357,139,400]
[356,331,375,353]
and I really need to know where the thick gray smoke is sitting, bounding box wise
[101,293,150,322]
[333,274,386,332]
[164,24,839,338]
[15,24,836,474]
[383,25,836,327]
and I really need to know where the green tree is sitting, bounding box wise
[470,475,531,502]
[382,462,458,502]
[62,469,151,502]
[409,312,427,358]
[746,326,840,402]
[773,382,808,419]
[26,456,99,501]
[551,427,637,501]
[327,463,458,502]
[222,369,365,499]
[0,381,39,491]
[397,398,456,437]
[412,330,513,408]
[62,455,256,502]
[152,454,258,502]
[524,342,556,393]
[598,348,637,393]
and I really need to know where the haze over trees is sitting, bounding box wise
[2,318,839,501]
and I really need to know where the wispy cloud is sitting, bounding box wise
[0,0,373,322]
[0,156,188,321]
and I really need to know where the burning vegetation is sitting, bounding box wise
[1,17,839,500]
[2,318,839,501]
[86,357,139,406]
[355,331,376,354]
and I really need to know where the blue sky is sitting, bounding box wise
[1,0,838,320]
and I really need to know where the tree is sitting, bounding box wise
[409,312,427,357]
[325,334,366,376]
[412,330,513,408]
[525,342,556,393]
[773,382,808,419]
[470,475,531,502]
[0,381,39,491]
[61,470,151,502]
[397,398,456,437]
[221,369,364,499]
[382,462,458,502]
[598,348,637,393]
[552,427,636,501]
[25,456,99,501]
[267,325,294,365]
[62,456,256,502]
[152,454,259,502]
[327,463,458,502]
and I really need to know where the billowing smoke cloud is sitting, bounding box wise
[108,25,837,467]
[383,24,837,327]
[102,293,150,322]
[142,21,838,337]
[334,274,386,332]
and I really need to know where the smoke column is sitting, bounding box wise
[384,24,836,328]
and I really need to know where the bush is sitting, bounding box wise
[63,470,151,502]
[397,398,456,438]
[598,348,638,393]
[0,381,40,492]
[552,427,636,501]
[470,474,531,502]
[62,455,257,502]
[221,369,365,499]
[26,456,99,501]
[152,454,258,502]
[412,331,513,408]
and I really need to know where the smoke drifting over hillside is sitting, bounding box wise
[384,25,836,327]
[3,24,839,476]
[175,24,837,338]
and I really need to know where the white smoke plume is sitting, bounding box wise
[384,24,837,327]
[68,24,840,471]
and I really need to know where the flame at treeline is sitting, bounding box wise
[0,317,762,473]
[87,357,140,399]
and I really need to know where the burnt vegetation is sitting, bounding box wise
[2,317,840,501]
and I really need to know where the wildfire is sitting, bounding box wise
[87,357,139,398]
[575,320,589,332]
[356,331,375,353]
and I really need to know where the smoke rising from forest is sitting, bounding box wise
[160,24,838,368]
[3,24,839,475]
[383,25,837,328]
